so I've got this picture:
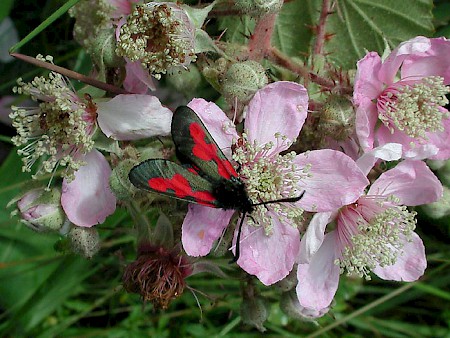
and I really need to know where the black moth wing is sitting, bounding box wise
[171,106,239,183]
[129,159,220,207]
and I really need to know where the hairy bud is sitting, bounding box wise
[235,0,283,18]
[317,95,355,142]
[240,284,269,332]
[421,186,450,219]
[69,226,101,259]
[10,187,65,232]
[280,290,328,321]
[110,159,140,201]
[89,29,123,67]
[222,60,268,104]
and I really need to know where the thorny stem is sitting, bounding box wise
[313,0,331,56]
[10,53,130,95]
[268,47,352,94]
[248,13,278,61]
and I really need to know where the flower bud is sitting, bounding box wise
[436,159,450,186]
[166,64,202,96]
[317,95,355,142]
[200,57,228,92]
[89,29,124,68]
[275,265,297,292]
[240,285,269,332]
[109,159,141,201]
[69,226,100,259]
[280,290,328,321]
[421,186,450,219]
[222,60,268,104]
[10,187,65,232]
[235,0,283,18]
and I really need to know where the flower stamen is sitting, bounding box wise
[335,195,417,280]
[377,76,450,140]
[232,133,305,234]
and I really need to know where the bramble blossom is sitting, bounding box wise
[10,57,172,227]
[181,81,368,285]
[354,36,450,160]
[296,160,443,315]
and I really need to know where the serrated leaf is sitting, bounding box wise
[273,0,315,57]
[324,0,434,68]
[218,16,255,45]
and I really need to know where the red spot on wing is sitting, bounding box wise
[189,123,237,180]
[148,173,216,207]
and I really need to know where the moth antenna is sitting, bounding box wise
[251,191,305,207]
[229,212,246,264]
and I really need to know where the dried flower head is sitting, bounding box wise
[116,2,196,79]
[122,243,192,309]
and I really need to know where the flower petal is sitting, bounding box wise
[298,211,334,263]
[61,150,116,227]
[373,232,426,281]
[236,212,300,285]
[296,232,340,310]
[368,160,443,206]
[399,37,450,84]
[294,150,369,212]
[187,98,238,158]
[245,82,308,154]
[375,124,439,160]
[354,52,384,101]
[379,36,431,84]
[356,143,403,176]
[427,116,450,160]
[97,94,172,140]
[182,204,234,256]
[123,60,156,94]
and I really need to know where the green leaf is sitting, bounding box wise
[182,1,217,29]
[324,0,434,68]
[273,0,315,58]
[9,0,81,53]
[0,0,13,22]
[0,17,18,62]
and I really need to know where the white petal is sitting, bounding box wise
[61,150,116,227]
[97,94,172,140]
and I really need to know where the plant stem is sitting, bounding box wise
[10,53,130,95]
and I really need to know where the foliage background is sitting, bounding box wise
[0,0,449,337]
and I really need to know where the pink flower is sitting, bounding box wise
[354,36,450,160]
[10,66,172,228]
[62,94,172,227]
[296,160,443,315]
[181,81,369,285]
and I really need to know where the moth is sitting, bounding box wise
[129,106,302,261]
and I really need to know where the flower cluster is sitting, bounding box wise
[6,0,450,327]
